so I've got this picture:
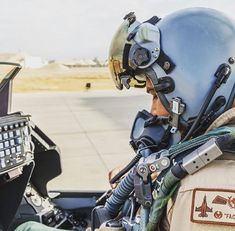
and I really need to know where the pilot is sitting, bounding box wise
[14,7,235,231]
[108,7,235,231]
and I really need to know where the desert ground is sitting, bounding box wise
[10,64,151,191]
[12,65,115,92]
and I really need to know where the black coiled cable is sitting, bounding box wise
[109,153,142,184]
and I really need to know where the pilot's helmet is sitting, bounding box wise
[108,8,235,140]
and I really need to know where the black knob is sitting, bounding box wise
[132,48,150,67]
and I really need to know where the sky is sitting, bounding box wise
[0,0,235,61]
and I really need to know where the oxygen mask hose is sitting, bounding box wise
[105,169,135,218]
[105,146,151,218]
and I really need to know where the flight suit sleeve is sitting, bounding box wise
[15,221,69,231]
[168,159,235,231]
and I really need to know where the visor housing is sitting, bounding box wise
[108,20,143,89]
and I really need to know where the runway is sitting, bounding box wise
[12,90,151,191]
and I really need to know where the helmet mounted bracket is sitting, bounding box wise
[123,12,136,25]
[120,15,176,92]
[120,75,131,89]
[169,97,186,133]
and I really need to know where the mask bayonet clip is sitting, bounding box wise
[170,97,185,133]
[120,75,131,89]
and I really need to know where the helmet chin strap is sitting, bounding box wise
[145,67,186,134]
[123,61,232,141]
[145,68,172,114]
[145,63,232,141]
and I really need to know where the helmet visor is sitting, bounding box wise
[108,20,130,90]
[109,19,147,89]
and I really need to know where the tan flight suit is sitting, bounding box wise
[168,108,235,231]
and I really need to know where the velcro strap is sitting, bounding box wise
[191,188,235,226]
[156,50,175,74]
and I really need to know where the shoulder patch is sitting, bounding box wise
[191,188,235,226]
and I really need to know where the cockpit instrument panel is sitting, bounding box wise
[0,113,33,175]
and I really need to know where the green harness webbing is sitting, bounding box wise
[169,126,235,159]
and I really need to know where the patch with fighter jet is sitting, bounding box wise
[191,188,235,226]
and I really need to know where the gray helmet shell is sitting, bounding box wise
[153,7,235,121]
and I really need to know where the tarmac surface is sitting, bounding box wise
[12,90,151,191]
